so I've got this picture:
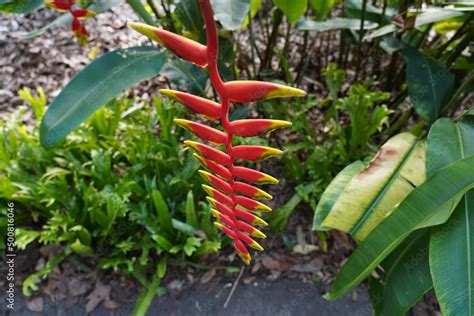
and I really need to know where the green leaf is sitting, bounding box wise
[400,47,454,123]
[273,0,307,24]
[40,46,166,146]
[160,59,207,96]
[175,0,204,35]
[414,8,464,30]
[211,0,250,30]
[70,239,94,256]
[428,112,474,316]
[317,133,426,242]
[132,257,167,316]
[419,115,474,227]
[152,234,172,251]
[325,155,474,300]
[297,17,378,32]
[270,183,317,232]
[185,190,197,227]
[427,114,474,177]
[0,0,42,13]
[183,237,202,256]
[430,190,474,316]
[171,218,196,235]
[345,0,396,23]
[309,0,335,20]
[151,189,174,237]
[379,230,433,316]
[313,161,365,230]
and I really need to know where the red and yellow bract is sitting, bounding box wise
[45,0,95,45]
[129,0,305,265]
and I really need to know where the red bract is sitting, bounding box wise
[46,0,94,45]
[129,0,306,265]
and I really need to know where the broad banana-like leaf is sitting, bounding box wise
[418,114,474,228]
[325,155,474,300]
[40,47,166,146]
[315,133,426,242]
[400,47,454,123]
[313,160,365,231]
[374,230,432,316]
[430,190,474,316]
[428,111,474,315]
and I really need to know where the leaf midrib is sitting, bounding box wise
[426,59,438,119]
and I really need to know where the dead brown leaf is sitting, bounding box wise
[85,281,111,314]
[261,255,281,272]
[200,268,216,284]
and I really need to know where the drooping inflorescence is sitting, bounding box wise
[45,0,95,45]
[129,0,305,264]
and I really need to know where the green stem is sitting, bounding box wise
[354,0,367,82]
[127,0,156,26]
[261,8,283,73]
[442,71,474,116]
[146,0,161,21]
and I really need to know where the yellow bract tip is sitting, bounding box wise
[256,190,273,200]
[259,174,279,185]
[265,85,306,100]
[173,118,190,128]
[127,21,164,45]
[198,170,211,180]
[237,252,251,265]
[210,208,220,219]
[159,89,181,102]
[251,229,267,239]
[206,197,217,207]
[250,241,264,251]
[252,217,269,227]
[192,153,206,165]
[202,184,214,196]
[183,140,199,150]
[213,221,223,229]
[256,203,272,212]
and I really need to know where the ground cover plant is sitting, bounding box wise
[1,0,473,315]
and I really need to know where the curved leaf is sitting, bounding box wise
[211,0,250,30]
[379,230,432,316]
[428,111,474,315]
[400,47,454,123]
[415,8,464,29]
[309,0,335,20]
[22,13,72,40]
[418,114,474,227]
[273,0,307,24]
[40,46,166,146]
[297,17,378,32]
[175,0,204,35]
[317,133,426,242]
[313,160,365,230]
[0,0,42,13]
[430,190,474,316]
[325,155,474,300]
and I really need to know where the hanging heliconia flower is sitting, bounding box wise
[128,0,305,265]
[45,0,95,45]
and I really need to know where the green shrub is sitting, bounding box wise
[0,88,220,297]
